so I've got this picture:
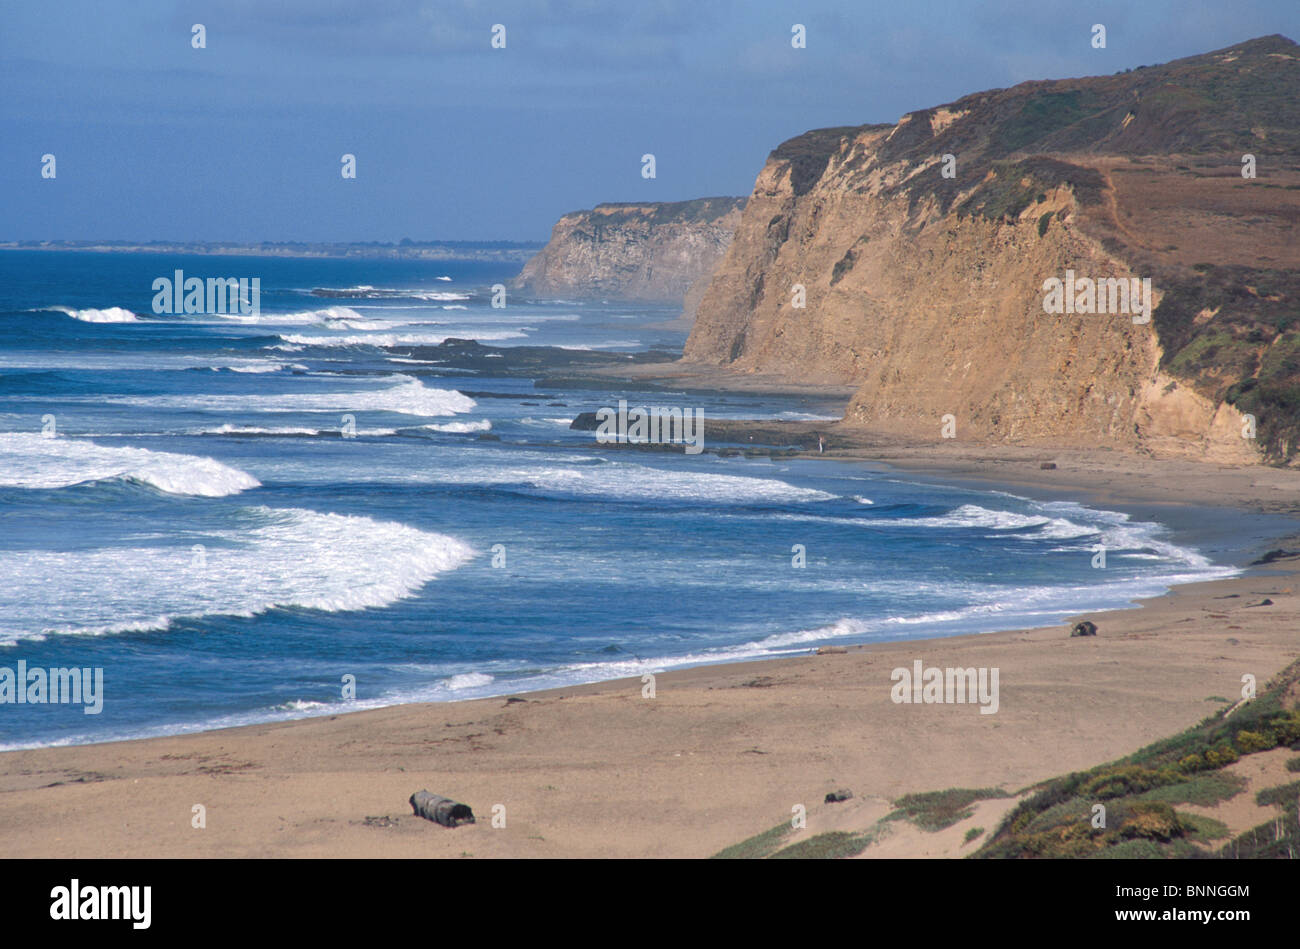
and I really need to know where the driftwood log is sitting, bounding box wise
[409,790,476,827]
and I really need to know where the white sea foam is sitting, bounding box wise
[323,318,409,331]
[194,423,394,436]
[276,329,526,348]
[112,374,476,418]
[415,461,836,504]
[890,503,1053,530]
[445,672,493,690]
[217,363,283,374]
[425,420,492,433]
[51,306,139,323]
[557,341,640,351]
[0,506,475,645]
[302,287,470,301]
[196,424,322,436]
[0,433,259,497]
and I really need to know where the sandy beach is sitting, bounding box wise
[3,445,1298,859]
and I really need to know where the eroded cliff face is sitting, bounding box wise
[513,197,745,311]
[686,35,1300,463]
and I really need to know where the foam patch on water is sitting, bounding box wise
[0,506,475,645]
[425,420,492,433]
[0,433,260,497]
[193,424,396,437]
[299,287,471,301]
[416,461,836,504]
[111,374,475,418]
[888,503,1054,530]
[250,306,367,325]
[276,329,526,348]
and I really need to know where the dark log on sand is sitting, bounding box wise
[409,790,475,827]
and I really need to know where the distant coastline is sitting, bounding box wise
[0,239,542,263]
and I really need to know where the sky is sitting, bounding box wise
[2,0,1297,243]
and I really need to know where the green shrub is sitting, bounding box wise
[1119,802,1186,842]
[1272,712,1300,744]
[1082,766,1181,799]
[1235,730,1276,753]
[1204,743,1240,768]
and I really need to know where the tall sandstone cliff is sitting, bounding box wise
[685,36,1300,463]
[514,197,745,314]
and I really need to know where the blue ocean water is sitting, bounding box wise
[0,250,1243,749]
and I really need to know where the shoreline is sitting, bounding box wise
[3,446,1299,857]
[1,445,1283,754]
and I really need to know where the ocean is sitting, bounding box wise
[0,250,1259,749]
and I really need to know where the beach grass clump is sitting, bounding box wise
[1254,778,1300,810]
[712,822,879,860]
[1286,756,1300,773]
[1180,814,1231,843]
[710,821,791,859]
[1021,797,1093,834]
[769,830,876,859]
[889,787,1008,831]
[1089,839,1164,859]
[1137,771,1247,807]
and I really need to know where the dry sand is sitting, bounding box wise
[2,449,1299,859]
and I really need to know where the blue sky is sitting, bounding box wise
[2,0,1296,242]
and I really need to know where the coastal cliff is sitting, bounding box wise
[513,197,745,313]
[684,35,1300,463]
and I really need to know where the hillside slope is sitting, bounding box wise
[684,35,1300,462]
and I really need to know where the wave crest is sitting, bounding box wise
[0,433,260,497]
